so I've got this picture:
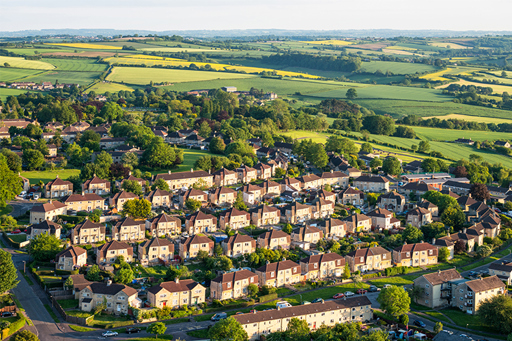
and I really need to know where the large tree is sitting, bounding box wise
[122,198,152,219]
[478,295,512,334]
[147,322,167,339]
[0,249,19,293]
[382,157,401,176]
[0,149,22,173]
[208,316,248,341]
[121,180,143,196]
[22,149,44,171]
[470,183,490,202]
[142,138,176,169]
[209,137,226,154]
[377,285,411,318]
[285,317,310,341]
[440,206,466,230]
[185,198,202,212]
[306,143,328,168]
[0,154,22,208]
[28,233,62,262]
[402,224,424,243]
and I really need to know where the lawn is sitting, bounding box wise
[7,234,26,243]
[423,311,451,323]
[69,325,95,332]
[369,277,414,288]
[21,169,80,185]
[0,205,13,216]
[439,308,494,333]
[175,148,217,173]
[67,310,93,318]
[88,314,133,328]
[194,313,215,322]
[187,329,209,339]
[57,299,79,309]
[86,82,135,94]
[282,283,371,306]
[460,243,512,271]
[0,57,55,70]
[0,88,38,101]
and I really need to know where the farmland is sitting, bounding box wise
[300,40,355,46]
[86,82,135,93]
[0,88,36,100]
[411,126,512,142]
[47,43,122,50]
[43,58,108,72]
[0,68,46,82]
[359,61,439,74]
[310,85,450,102]
[0,56,55,70]
[24,71,103,86]
[427,114,512,124]
[437,79,512,94]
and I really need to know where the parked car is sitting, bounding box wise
[413,320,426,328]
[276,301,292,309]
[357,289,368,294]
[344,291,355,297]
[102,331,118,337]
[126,327,141,334]
[311,298,323,303]
[468,271,478,277]
[368,285,381,292]
[383,284,392,289]
[333,293,345,299]
[1,312,13,317]
[11,229,21,234]
[211,312,227,321]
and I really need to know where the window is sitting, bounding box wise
[425,284,430,288]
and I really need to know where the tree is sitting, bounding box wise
[185,198,202,211]
[282,224,293,234]
[346,88,358,100]
[454,240,466,254]
[306,143,328,168]
[0,154,22,208]
[208,316,249,341]
[78,130,101,151]
[142,138,176,169]
[147,322,167,339]
[343,263,351,279]
[198,121,212,138]
[114,268,134,284]
[1,149,22,173]
[402,225,424,243]
[418,140,430,153]
[421,222,447,241]
[438,247,450,262]
[369,157,382,169]
[110,163,130,180]
[86,264,102,282]
[476,244,492,258]
[152,178,170,191]
[122,198,152,219]
[11,330,39,341]
[478,295,512,334]
[233,191,247,211]
[28,233,62,262]
[121,152,139,169]
[165,265,190,281]
[0,250,19,293]
[399,314,409,327]
[286,317,310,341]
[247,283,259,296]
[407,285,424,303]
[470,183,490,202]
[382,157,401,176]
[64,276,74,289]
[360,142,373,154]
[209,137,226,154]
[434,322,443,334]
[121,180,143,196]
[218,256,233,271]
[377,285,411,318]
[441,206,465,230]
[99,102,124,122]
[351,274,362,290]
[22,149,44,170]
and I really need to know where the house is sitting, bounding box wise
[211,270,258,300]
[153,170,213,190]
[236,165,258,183]
[221,234,256,258]
[257,230,291,250]
[495,140,511,148]
[44,176,73,198]
[147,279,206,308]
[442,180,472,196]
[488,261,512,285]
[250,205,281,227]
[338,187,364,206]
[178,129,198,137]
[71,219,106,244]
[399,182,437,198]
[145,213,182,237]
[213,168,238,186]
[273,142,293,154]
[366,208,401,230]
[185,211,217,235]
[279,177,302,192]
[179,235,215,260]
[241,184,264,205]
[62,193,105,212]
[312,188,337,204]
[138,237,174,266]
[209,186,237,207]
[342,213,371,233]
[320,170,349,188]
[406,207,433,227]
[234,296,372,341]
[30,201,67,224]
[115,175,145,190]
[255,260,301,287]
[281,202,313,224]
[168,131,186,144]
[300,253,345,280]
[219,207,251,230]
[256,147,275,159]
[393,243,438,267]
[311,198,335,219]
[435,229,482,253]
[291,225,324,244]
[179,188,207,209]
[418,200,439,217]
[401,173,451,183]
[259,180,281,197]
[112,217,145,242]
[109,191,139,212]
[454,138,475,145]
[254,163,272,180]
[457,195,478,212]
[247,138,262,147]
[26,220,61,240]
[297,173,322,189]
[319,218,347,239]
[376,191,406,212]
[451,276,506,314]
[55,246,87,271]
[353,175,389,193]
[345,246,392,272]
[78,281,139,315]
[99,137,126,149]
[82,176,111,195]
[47,144,58,157]
[413,269,464,309]
[96,240,133,265]
[145,189,171,209]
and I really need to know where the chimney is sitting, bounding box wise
[331,170,333,173]
[253,309,257,314]
[277,306,281,310]
[321,299,325,304]
[432,238,436,244]
[191,168,194,172]
[175,278,180,284]
[463,228,467,234]
[438,270,441,275]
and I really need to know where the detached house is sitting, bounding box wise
[345,246,392,272]
[219,207,251,230]
[209,186,237,206]
[179,235,215,260]
[393,243,438,267]
[300,253,345,280]
[213,168,238,186]
[82,176,110,195]
[211,270,258,300]
[145,213,182,237]
[221,234,256,258]
[257,230,291,250]
[338,187,364,206]
[96,240,133,265]
[44,176,73,198]
[319,218,347,239]
[71,220,106,244]
[291,225,324,244]
[78,282,139,315]
[179,188,208,209]
[55,246,87,271]
[255,260,301,287]
[148,279,206,308]
[112,217,145,242]
[138,237,174,266]
[353,175,389,193]
[406,207,432,227]
[185,211,217,234]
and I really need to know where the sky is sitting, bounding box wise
[1,0,512,32]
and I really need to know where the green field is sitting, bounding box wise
[360,61,439,75]
[21,169,80,185]
[0,56,55,70]
[412,126,512,142]
[176,148,216,172]
[86,82,136,93]
[428,114,512,124]
[43,58,108,72]
[107,67,258,85]
[0,88,37,100]
[24,71,102,86]
[0,68,46,82]
[311,85,450,102]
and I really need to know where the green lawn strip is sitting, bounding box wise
[164,318,189,325]
[119,336,173,341]
[69,325,96,332]
[44,304,60,323]
[369,277,414,288]
[8,234,26,243]
[460,243,512,271]
[439,308,496,334]
[57,299,79,309]
[66,310,93,318]
[21,272,34,286]
[187,329,209,339]
[283,283,371,305]
[410,302,431,311]
[12,296,24,311]
[423,311,451,323]
[89,314,133,328]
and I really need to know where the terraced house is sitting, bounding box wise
[209,186,237,206]
[291,225,324,244]
[138,237,174,266]
[96,240,133,265]
[62,193,105,212]
[82,176,111,195]
[221,233,256,258]
[145,213,182,237]
[144,189,171,209]
[112,217,145,242]
[71,219,105,244]
[257,230,291,250]
[44,176,73,198]
[353,175,389,193]
[281,202,313,224]
[319,218,347,239]
[185,211,217,234]
[179,235,215,260]
[320,170,349,188]
[211,270,258,300]
[148,279,206,308]
[393,242,438,267]
[154,169,213,190]
[79,282,139,315]
[250,204,281,227]
[255,260,301,287]
[345,246,392,272]
[300,253,346,280]
[219,207,251,229]
[179,188,208,209]
[213,168,238,186]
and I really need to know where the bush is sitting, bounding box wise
[57,215,86,224]
[363,272,382,280]
[385,266,411,277]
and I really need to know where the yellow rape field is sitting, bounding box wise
[421,68,453,81]
[47,43,122,50]
[301,40,354,45]
[386,46,417,51]
[103,55,321,79]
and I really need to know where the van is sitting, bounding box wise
[211,312,227,321]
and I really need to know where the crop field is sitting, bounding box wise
[86,82,135,93]
[411,126,512,142]
[428,114,512,124]
[5,47,75,55]
[42,58,108,72]
[0,88,36,100]
[381,49,418,56]
[47,43,122,50]
[472,74,512,86]
[360,61,438,75]
[24,71,102,86]
[429,42,471,49]
[0,56,55,70]
[429,141,512,167]
[139,47,230,53]
[420,68,453,81]
[300,40,355,46]
[0,68,45,82]
[310,85,450,102]
[437,79,512,94]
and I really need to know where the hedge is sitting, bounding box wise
[55,269,79,276]
[259,293,278,303]
[58,215,86,224]
[1,316,26,339]
[384,266,414,277]
[363,272,382,280]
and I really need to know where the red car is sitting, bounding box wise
[357,289,368,294]
[11,229,21,234]
[333,293,345,299]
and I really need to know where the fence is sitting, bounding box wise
[49,289,74,301]
[0,306,17,313]
[51,296,93,326]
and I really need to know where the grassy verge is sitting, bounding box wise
[12,296,24,311]
[44,304,60,323]
[439,308,495,334]
[410,302,431,311]
[164,318,189,325]
[369,277,414,288]
[423,311,451,323]
[69,325,96,332]
[194,313,214,322]
[21,272,34,286]
[187,329,209,339]
[460,243,512,271]
[120,336,173,341]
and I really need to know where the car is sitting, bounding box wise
[102,331,118,337]
[11,229,21,234]
[126,327,141,334]
[344,291,355,297]
[1,312,13,317]
[413,320,426,328]
[333,293,345,299]
[368,285,381,292]
[468,271,478,277]
[211,312,227,321]
[276,301,292,309]
[357,289,368,294]
[311,298,323,303]
[383,284,392,289]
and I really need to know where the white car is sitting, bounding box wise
[276,301,292,309]
[102,331,118,337]
[344,291,355,297]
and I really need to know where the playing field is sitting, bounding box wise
[427,114,512,124]
[360,61,438,75]
[310,85,450,102]
[0,56,55,70]
[43,58,108,72]
[0,68,46,82]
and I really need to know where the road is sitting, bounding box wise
[460,249,512,278]
[9,199,39,218]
